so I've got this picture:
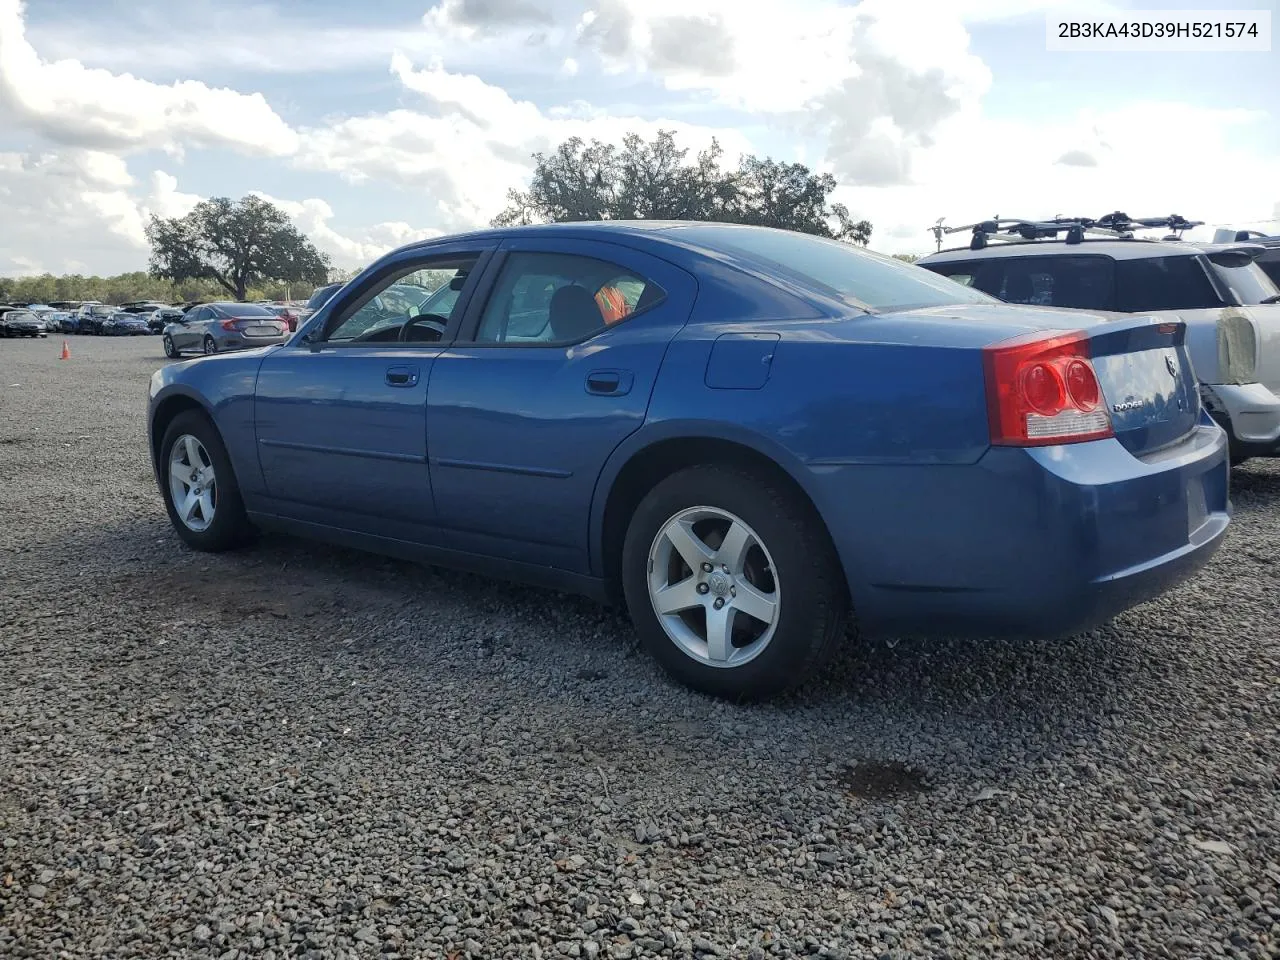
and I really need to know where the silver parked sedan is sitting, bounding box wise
[162,302,292,358]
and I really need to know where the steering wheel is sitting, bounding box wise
[399,313,449,343]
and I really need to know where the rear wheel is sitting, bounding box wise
[159,410,253,551]
[621,465,846,700]
[203,335,217,355]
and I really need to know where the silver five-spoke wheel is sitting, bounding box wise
[168,434,217,532]
[647,506,780,668]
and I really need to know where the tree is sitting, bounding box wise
[893,253,920,264]
[146,195,331,302]
[494,130,872,244]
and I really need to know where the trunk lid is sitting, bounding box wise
[885,304,1201,457]
[1084,315,1201,456]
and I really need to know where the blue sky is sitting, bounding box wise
[1,0,1276,275]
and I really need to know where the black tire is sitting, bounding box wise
[621,464,847,701]
[159,410,254,551]
[162,334,179,358]
[203,335,217,355]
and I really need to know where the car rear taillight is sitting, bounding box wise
[982,330,1113,446]
[219,319,238,331]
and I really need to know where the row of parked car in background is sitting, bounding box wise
[0,286,344,340]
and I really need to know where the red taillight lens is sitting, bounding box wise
[219,319,238,331]
[1064,358,1100,409]
[983,330,1114,447]
[1022,362,1065,415]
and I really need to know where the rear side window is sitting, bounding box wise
[475,252,665,345]
[1115,256,1222,312]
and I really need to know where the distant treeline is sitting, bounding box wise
[0,271,353,306]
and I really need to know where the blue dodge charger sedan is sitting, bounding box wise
[147,222,1231,700]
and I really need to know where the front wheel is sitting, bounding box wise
[159,410,254,551]
[621,465,847,701]
[162,334,179,358]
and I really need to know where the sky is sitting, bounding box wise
[0,0,1277,277]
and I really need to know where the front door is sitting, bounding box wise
[253,244,495,539]
[426,237,697,572]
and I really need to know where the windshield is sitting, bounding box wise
[91,305,115,316]
[1211,260,1280,305]
[672,225,997,312]
[7,312,36,322]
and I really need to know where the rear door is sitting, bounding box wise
[424,237,697,573]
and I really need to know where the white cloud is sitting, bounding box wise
[296,53,757,231]
[0,0,298,157]
[249,192,443,269]
[840,101,1280,255]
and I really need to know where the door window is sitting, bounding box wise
[325,256,481,344]
[474,252,665,345]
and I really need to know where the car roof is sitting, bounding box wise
[918,238,1219,264]
[395,219,854,260]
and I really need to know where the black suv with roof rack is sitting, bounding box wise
[918,213,1280,465]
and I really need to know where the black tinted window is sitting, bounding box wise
[927,256,1115,311]
[1257,252,1280,287]
[1115,256,1221,312]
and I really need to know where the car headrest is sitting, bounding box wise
[548,285,602,341]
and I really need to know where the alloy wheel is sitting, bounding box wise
[168,434,217,532]
[646,506,780,668]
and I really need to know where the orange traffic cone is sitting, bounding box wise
[59,340,71,360]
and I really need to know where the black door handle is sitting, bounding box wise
[385,365,419,387]
[585,369,633,396]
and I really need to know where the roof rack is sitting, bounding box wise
[931,212,1204,251]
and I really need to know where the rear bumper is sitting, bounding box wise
[813,417,1231,639]
[1201,382,1280,454]
[217,333,290,350]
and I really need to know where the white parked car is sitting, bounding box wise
[919,215,1280,465]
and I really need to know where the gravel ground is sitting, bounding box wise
[1,334,1277,960]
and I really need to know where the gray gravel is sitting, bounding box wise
[1,334,1277,960]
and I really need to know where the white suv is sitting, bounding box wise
[919,221,1280,465]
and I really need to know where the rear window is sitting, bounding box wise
[674,225,996,312]
[1210,261,1280,305]
[214,304,276,318]
[1115,256,1222,312]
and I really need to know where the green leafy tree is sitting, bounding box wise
[893,253,920,264]
[145,195,331,302]
[494,130,872,245]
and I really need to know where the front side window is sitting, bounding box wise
[1115,256,1223,312]
[474,252,664,345]
[326,257,479,344]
